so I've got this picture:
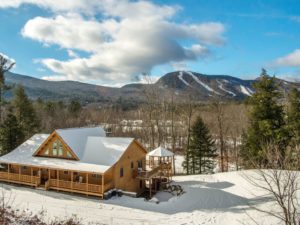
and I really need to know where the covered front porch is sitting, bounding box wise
[0,163,113,198]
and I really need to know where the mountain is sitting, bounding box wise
[4,71,300,103]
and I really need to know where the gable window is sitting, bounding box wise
[120,167,124,178]
[44,149,49,155]
[58,141,63,156]
[52,142,57,156]
[66,151,72,158]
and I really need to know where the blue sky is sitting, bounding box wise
[0,0,300,85]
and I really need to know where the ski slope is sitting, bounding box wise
[216,79,236,96]
[178,71,191,86]
[185,71,221,95]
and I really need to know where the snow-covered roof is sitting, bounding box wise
[0,129,134,173]
[56,127,106,159]
[147,146,174,157]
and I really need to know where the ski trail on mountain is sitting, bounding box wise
[178,71,191,86]
[216,79,236,96]
[185,71,221,95]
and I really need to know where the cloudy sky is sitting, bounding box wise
[0,0,300,86]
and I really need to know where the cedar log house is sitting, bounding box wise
[0,127,173,199]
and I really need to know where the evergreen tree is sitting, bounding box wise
[0,108,24,155]
[184,116,217,174]
[241,69,289,167]
[287,88,300,146]
[0,55,15,122]
[12,85,40,139]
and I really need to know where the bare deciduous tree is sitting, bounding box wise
[245,143,300,225]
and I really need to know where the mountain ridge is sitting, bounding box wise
[4,71,299,103]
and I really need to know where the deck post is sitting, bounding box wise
[31,167,33,183]
[19,166,21,181]
[48,169,51,188]
[71,171,73,191]
[86,173,88,194]
[7,164,10,180]
[57,170,59,189]
[102,174,104,195]
[149,179,152,198]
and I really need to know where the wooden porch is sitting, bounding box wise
[0,163,114,198]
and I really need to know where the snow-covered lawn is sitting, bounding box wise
[0,171,281,225]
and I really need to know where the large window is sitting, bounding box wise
[52,142,57,156]
[58,141,63,156]
[44,148,49,155]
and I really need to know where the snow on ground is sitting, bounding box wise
[0,171,282,225]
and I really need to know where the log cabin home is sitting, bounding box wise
[0,127,173,199]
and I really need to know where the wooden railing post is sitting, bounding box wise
[31,167,33,183]
[57,170,59,188]
[71,171,73,191]
[102,174,104,194]
[86,173,88,193]
[7,164,10,180]
[19,166,21,181]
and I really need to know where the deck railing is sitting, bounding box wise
[0,171,38,186]
[0,171,113,197]
[48,179,105,195]
[136,162,172,179]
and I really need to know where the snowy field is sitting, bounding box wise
[0,171,283,225]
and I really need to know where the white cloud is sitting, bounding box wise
[274,49,300,67]
[67,50,79,58]
[4,0,226,84]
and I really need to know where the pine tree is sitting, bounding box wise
[241,69,289,167]
[0,55,15,122]
[184,116,217,174]
[287,88,300,146]
[0,108,24,155]
[12,85,40,139]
